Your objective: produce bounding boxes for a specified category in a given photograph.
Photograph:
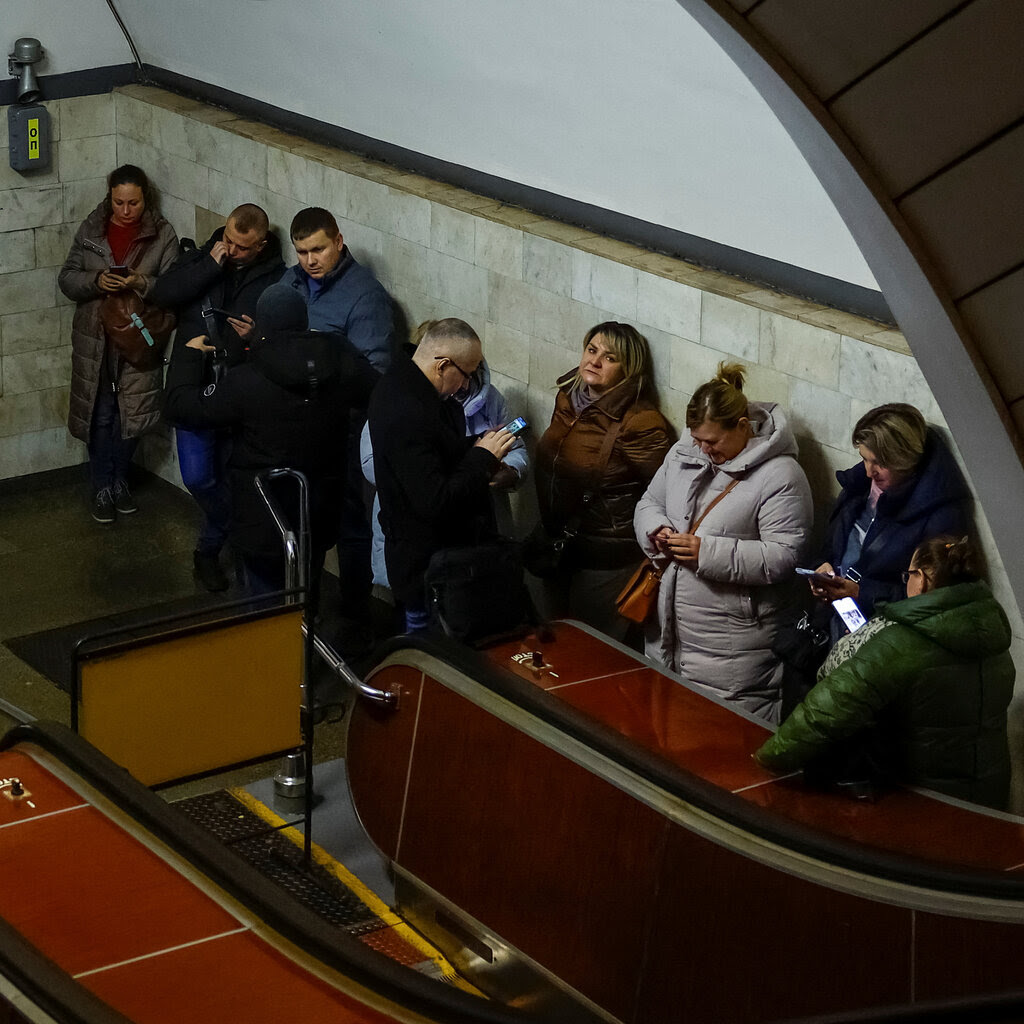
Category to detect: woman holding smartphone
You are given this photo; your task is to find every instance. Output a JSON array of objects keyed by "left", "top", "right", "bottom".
[
  {"left": 59, "top": 165, "right": 178, "bottom": 523},
  {"left": 757, "top": 535, "right": 1014, "bottom": 809},
  {"left": 808, "top": 404, "right": 970, "bottom": 636}
]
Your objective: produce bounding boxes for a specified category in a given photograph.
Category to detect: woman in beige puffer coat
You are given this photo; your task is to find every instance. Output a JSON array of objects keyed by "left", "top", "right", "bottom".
[{"left": 634, "top": 363, "right": 812, "bottom": 723}]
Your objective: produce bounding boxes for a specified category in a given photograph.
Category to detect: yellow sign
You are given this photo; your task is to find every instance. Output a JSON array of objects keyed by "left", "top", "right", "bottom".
[{"left": 28, "top": 118, "right": 39, "bottom": 160}]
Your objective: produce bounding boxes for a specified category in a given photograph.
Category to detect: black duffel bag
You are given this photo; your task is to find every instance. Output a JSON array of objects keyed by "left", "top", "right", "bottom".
[{"left": 425, "top": 538, "right": 534, "bottom": 647}]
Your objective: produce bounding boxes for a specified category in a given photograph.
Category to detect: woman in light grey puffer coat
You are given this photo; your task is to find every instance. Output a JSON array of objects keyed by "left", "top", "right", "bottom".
[{"left": 634, "top": 363, "right": 812, "bottom": 722}]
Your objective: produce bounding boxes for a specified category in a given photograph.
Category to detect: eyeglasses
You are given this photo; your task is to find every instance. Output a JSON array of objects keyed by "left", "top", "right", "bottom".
[
  {"left": 434, "top": 356, "right": 474, "bottom": 383},
  {"left": 901, "top": 568, "right": 924, "bottom": 583}
]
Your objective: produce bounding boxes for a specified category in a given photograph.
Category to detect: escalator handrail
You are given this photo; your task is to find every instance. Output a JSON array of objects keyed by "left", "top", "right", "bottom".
[
  {"left": 0, "top": 721, "right": 554, "bottom": 1024},
  {"left": 364, "top": 631, "right": 1024, "bottom": 906}
]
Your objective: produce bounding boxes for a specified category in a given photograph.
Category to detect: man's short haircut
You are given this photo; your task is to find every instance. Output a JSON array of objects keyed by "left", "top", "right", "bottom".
[
  {"left": 228, "top": 203, "right": 270, "bottom": 237},
  {"left": 418, "top": 318, "right": 480, "bottom": 355},
  {"left": 290, "top": 207, "right": 340, "bottom": 241}
]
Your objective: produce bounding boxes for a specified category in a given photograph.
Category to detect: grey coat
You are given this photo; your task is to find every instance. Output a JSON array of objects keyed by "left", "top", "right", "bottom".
[
  {"left": 634, "top": 402, "right": 812, "bottom": 722},
  {"left": 58, "top": 202, "right": 179, "bottom": 443}
]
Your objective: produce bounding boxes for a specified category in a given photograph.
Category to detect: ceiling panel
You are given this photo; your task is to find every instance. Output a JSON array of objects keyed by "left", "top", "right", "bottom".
[
  {"left": 898, "top": 125, "right": 1024, "bottom": 299},
  {"left": 828, "top": 0, "right": 1024, "bottom": 195},
  {"left": 748, "top": 0, "right": 962, "bottom": 99},
  {"left": 958, "top": 270, "right": 1024, "bottom": 406}
]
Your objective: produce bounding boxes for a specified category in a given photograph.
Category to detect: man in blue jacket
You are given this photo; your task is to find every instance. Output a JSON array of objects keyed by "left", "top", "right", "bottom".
[{"left": 281, "top": 207, "right": 396, "bottom": 628}]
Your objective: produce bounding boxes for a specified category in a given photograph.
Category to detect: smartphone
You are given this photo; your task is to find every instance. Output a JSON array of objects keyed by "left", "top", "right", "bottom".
[
  {"left": 504, "top": 416, "right": 528, "bottom": 437},
  {"left": 796, "top": 567, "right": 835, "bottom": 583},
  {"left": 832, "top": 596, "right": 867, "bottom": 633},
  {"left": 109, "top": 264, "right": 130, "bottom": 276}
]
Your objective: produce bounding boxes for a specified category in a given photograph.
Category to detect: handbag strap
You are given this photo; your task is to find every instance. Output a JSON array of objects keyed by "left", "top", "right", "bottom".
[{"left": 691, "top": 477, "right": 740, "bottom": 535}]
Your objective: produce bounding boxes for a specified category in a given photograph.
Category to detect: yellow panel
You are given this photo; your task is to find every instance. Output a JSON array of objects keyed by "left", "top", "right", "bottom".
[{"left": 80, "top": 610, "right": 304, "bottom": 786}]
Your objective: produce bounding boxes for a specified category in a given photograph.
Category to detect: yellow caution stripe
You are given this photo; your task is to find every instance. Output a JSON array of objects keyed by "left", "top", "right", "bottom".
[{"left": 227, "top": 786, "right": 481, "bottom": 994}]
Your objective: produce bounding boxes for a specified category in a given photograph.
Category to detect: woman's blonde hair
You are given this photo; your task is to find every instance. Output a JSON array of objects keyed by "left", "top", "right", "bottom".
[
  {"left": 911, "top": 535, "right": 978, "bottom": 589},
  {"left": 852, "top": 404, "right": 927, "bottom": 473},
  {"left": 686, "top": 362, "right": 748, "bottom": 429},
  {"left": 567, "top": 322, "right": 653, "bottom": 394}
]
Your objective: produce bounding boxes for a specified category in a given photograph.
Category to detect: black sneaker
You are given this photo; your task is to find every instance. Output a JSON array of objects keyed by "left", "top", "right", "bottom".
[
  {"left": 193, "top": 550, "right": 229, "bottom": 592},
  {"left": 92, "top": 488, "right": 116, "bottom": 524},
  {"left": 112, "top": 480, "right": 138, "bottom": 515}
]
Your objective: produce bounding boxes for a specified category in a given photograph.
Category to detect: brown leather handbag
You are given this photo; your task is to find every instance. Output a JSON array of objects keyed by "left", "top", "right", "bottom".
[
  {"left": 616, "top": 477, "right": 741, "bottom": 623},
  {"left": 99, "top": 291, "right": 176, "bottom": 370},
  {"left": 615, "top": 559, "right": 665, "bottom": 623}
]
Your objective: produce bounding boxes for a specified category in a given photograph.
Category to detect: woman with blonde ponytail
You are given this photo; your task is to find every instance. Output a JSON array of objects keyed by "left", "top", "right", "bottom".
[
  {"left": 756, "top": 535, "right": 1015, "bottom": 809},
  {"left": 634, "top": 361, "right": 812, "bottom": 721}
]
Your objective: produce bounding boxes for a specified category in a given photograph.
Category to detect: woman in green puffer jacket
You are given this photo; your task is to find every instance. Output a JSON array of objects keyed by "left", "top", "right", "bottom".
[{"left": 755, "top": 535, "right": 1015, "bottom": 809}]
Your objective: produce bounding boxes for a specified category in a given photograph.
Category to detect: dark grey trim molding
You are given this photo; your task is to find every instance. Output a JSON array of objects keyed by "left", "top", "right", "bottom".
[
  {"left": 8, "top": 62, "right": 892, "bottom": 324},
  {"left": 0, "top": 63, "right": 138, "bottom": 106}
]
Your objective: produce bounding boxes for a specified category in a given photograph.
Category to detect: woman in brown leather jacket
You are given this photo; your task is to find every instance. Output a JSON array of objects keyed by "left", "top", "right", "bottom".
[{"left": 533, "top": 322, "right": 674, "bottom": 643}]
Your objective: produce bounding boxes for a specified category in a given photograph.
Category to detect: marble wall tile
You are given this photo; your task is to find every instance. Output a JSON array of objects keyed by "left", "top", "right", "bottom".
[
  {"left": 2, "top": 343, "right": 69, "bottom": 395},
  {"left": 531, "top": 289, "right": 602, "bottom": 350},
  {"left": 636, "top": 270, "right": 701, "bottom": 342},
  {"left": 0, "top": 387, "right": 66, "bottom": 437},
  {"left": 341, "top": 174, "right": 389, "bottom": 231},
  {"left": 267, "top": 147, "right": 312, "bottom": 203},
  {"left": 640, "top": 324, "right": 679, "bottom": 401},
  {"left": 205, "top": 126, "right": 268, "bottom": 188},
  {"left": 523, "top": 234, "right": 573, "bottom": 299},
  {"left": 62, "top": 178, "right": 106, "bottom": 224},
  {"left": 59, "top": 135, "right": 117, "bottom": 183},
  {"left": 475, "top": 219, "right": 523, "bottom": 279},
  {"left": 788, "top": 378, "right": 852, "bottom": 450},
  {"left": 1, "top": 308, "right": 62, "bottom": 356},
  {"left": 381, "top": 188, "right": 431, "bottom": 247},
  {"left": 0, "top": 185, "right": 63, "bottom": 232},
  {"left": 305, "top": 163, "right": 349, "bottom": 216},
  {"left": 699, "top": 292, "right": 760, "bottom": 363},
  {"left": 34, "top": 222, "right": 75, "bottom": 268},
  {"left": 262, "top": 192, "right": 303, "bottom": 250},
  {"left": 430, "top": 203, "right": 475, "bottom": 262},
  {"left": 207, "top": 168, "right": 271, "bottom": 220},
  {"left": 487, "top": 271, "right": 539, "bottom": 336},
  {"left": 0, "top": 268, "right": 55, "bottom": 316},
  {"left": 670, "top": 336, "right": 730, "bottom": 395},
  {"left": 389, "top": 289, "right": 436, "bottom": 335},
  {"left": 743, "top": 362, "right": 793, "bottom": 411},
  {"left": 151, "top": 107, "right": 192, "bottom": 161},
  {"left": 428, "top": 250, "right": 488, "bottom": 316},
  {"left": 60, "top": 94, "right": 115, "bottom": 139},
  {"left": 571, "top": 249, "right": 637, "bottom": 318},
  {"left": 194, "top": 206, "right": 224, "bottom": 245},
  {"left": 760, "top": 311, "right": 841, "bottom": 389},
  {"left": 529, "top": 337, "right": 576, "bottom": 394},
  {"left": 380, "top": 235, "right": 432, "bottom": 297},
  {"left": 113, "top": 92, "right": 153, "bottom": 144},
  {"left": 332, "top": 217, "right": 382, "bottom": 273},
  {"left": 0, "top": 426, "right": 82, "bottom": 480},
  {"left": 482, "top": 320, "right": 531, "bottom": 384},
  {"left": 839, "top": 335, "right": 943, "bottom": 424},
  {"left": 159, "top": 193, "right": 196, "bottom": 243},
  {"left": 0, "top": 229, "right": 35, "bottom": 274}
]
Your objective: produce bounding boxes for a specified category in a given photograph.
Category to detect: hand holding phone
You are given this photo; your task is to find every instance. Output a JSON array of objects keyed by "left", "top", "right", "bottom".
[
  {"left": 503, "top": 416, "right": 528, "bottom": 437},
  {"left": 109, "top": 264, "right": 130, "bottom": 276}
]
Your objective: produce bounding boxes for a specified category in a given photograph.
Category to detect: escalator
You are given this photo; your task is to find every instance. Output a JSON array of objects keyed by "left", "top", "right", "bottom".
[{"left": 347, "top": 621, "right": 1024, "bottom": 1024}]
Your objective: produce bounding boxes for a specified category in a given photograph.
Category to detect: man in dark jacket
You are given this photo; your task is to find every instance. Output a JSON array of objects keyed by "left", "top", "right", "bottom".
[
  {"left": 368, "top": 318, "right": 515, "bottom": 630},
  {"left": 163, "top": 284, "right": 378, "bottom": 599},
  {"left": 151, "top": 204, "right": 285, "bottom": 591},
  {"left": 281, "top": 207, "right": 396, "bottom": 623}
]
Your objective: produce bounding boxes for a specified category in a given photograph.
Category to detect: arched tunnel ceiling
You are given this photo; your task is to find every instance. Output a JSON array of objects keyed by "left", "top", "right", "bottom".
[{"left": 675, "top": 0, "right": 1024, "bottom": 605}]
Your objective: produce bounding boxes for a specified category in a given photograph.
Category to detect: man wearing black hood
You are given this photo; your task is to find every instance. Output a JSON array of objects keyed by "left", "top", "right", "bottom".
[
  {"left": 151, "top": 204, "right": 285, "bottom": 591},
  {"left": 163, "top": 284, "right": 379, "bottom": 597}
]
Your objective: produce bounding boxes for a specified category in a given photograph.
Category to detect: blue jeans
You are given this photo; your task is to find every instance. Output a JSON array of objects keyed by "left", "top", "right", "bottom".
[
  {"left": 88, "top": 379, "right": 138, "bottom": 491},
  {"left": 176, "top": 427, "right": 232, "bottom": 556}
]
